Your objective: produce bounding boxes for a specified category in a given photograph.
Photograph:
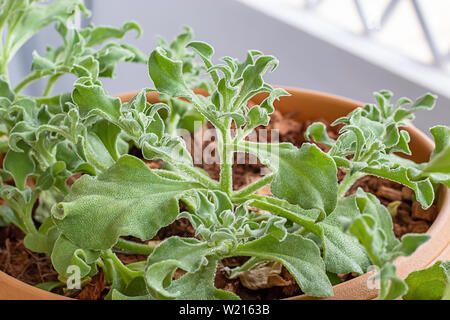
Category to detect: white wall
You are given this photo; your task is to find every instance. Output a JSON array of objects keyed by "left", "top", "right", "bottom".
[{"left": 9, "top": 0, "right": 449, "bottom": 133}]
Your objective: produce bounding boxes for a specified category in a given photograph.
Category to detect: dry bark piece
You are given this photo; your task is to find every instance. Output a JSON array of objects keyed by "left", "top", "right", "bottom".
[
  {"left": 408, "top": 220, "right": 430, "bottom": 233},
  {"left": 401, "top": 187, "right": 414, "bottom": 201},
  {"left": 76, "top": 271, "right": 106, "bottom": 300},
  {"left": 411, "top": 202, "right": 437, "bottom": 222},
  {"left": 237, "top": 261, "right": 293, "bottom": 290},
  {"left": 376, "top": 186, "right": 403, "bottom": 202}
]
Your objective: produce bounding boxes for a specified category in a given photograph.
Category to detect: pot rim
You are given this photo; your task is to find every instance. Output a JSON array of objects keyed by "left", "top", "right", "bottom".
[{"left": 0, "top": 87, "right": 448, "bottom": 300}]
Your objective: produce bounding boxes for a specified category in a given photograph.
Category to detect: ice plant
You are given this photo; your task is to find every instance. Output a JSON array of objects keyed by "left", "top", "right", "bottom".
[
  {"left": 0, "top": 1, "right": 449, "bottom": 300},
  {"left": 0, "top": 0, "right": 147, "bottom": 235}
]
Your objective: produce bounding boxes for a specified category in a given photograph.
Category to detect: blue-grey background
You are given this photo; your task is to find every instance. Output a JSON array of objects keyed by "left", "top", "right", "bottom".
[{"left": 9, "top": 0, "right": 449, "bottom": 133}]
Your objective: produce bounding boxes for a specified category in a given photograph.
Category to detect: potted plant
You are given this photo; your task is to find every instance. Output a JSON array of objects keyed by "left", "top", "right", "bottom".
[{"left": 0, "top": 0, "right": 449, "bottom": 300}]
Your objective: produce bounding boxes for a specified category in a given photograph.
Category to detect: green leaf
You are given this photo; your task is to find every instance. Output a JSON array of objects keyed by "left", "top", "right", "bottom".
[
  {"left": 186, "top": 41, "right": 218, "bottom": 83},
  {"left": 391, "top": 234, "right": 430, "bottom": 259},
  {"left": 144, "top": 237, "right": 228, "bottom": 300},
  {"left": 147, "top": 237, "right": 212, "bottom": 274},
  {"left": 110, "top": 276, "right": 149, "bottom": 300},
  {"left": 235, "top": 234, "right": 333, "bottom": 297},
  {"left": 423, "top": 131, "right": 450, "bottom": 175},
  {"left": 430, "top": 125, "right": 450, "bottom": 157},
  {"left": 72, "top": 77, "right": 122, "bottom": 120},
  {"left": 420, "top": 126, "right": 450, "bottom": 187},
  {"left": 3, "top": 143, "right": 35, "bottom": 190},
  {"left": 148, "top": 257, "right": 240, "bottom": 300},
  {"left": 319, "top": 196, "right": 370, "bottom": 274},
  {"left": 90, "top": 120, "right": 121, "bottom": 161},
  {"left": 0, "top": 205, "right": 17, "bottom": 227},
  {"left": 24, "top": 217, "right": 60, "bottom": 255},
  {"left": 305, "top": 122, "right": 335, "bottom": 147},
  {"left": 6, "top": 0, "right": 88, "bottom": 60},
  {"left": 0, "top": 77, "right": 15, "bottom": 103},
  {"left": 362, "top": 165, "right": 434, "bottom": 209},
  {"left": 35, "top": 281, "right": 64, "bottom": 292},
  {"left": 85, "top": 21, "right": 142, "bottom": 47},
  {"left": 51, "top": 235, "right": 99, "bottom": 278},
  {"left": 95, "top": 43, "right": 141, "bottom": 78},
  {"left": 271, "top": 143, "right": 338, "bottom": 215},
  {"left": 148, "top": 47, "right": 193, "bottom": 98},
  {"left": 378, "top": 262, "right": 408, "bottom": 300},
  {"left": 237, "top": 55, "right": 278, "bottom": 106},
  {"left": 52, "top": 155, "right": 203, "bottom": 250},
  {"left": 404, "top": 261, "right": 450, "bottom": 300},
  {"left": 80, "top": 131, "right": 115, "bottom": 172},
  {"left": 55, "top": 141, "right": 96, "bottom": 175},
  {"left": 354, "top": 189, "right": 399, "bottom": 250}
]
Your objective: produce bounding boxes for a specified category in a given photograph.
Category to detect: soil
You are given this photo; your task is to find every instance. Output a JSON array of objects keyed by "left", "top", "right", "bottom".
[{"left": 0, "top": 110, "right": 438, "bottom": 300}]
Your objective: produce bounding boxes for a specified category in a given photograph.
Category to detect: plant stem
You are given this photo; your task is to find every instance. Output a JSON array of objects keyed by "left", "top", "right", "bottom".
[
  {"left": 219, "top": 120, "right": 234, "bottom": 195},
  {"left": 34, "top": 94, "right": 62, "bottom": 105},
  {"left": 337, "top": 172, "right": 365, "bottom": 198},
  {"left": 0, "top": 136, "right": 9, "bottom": 153},
  {"left": 165, "top": 111, "right": 180, "bottom": 137},
  {"left": 43, "top": 73, "right": 61, "bottom": 97},
  {"left": 232, "top": 173, "right": 274, "bottom": 200},
  {"left": 115, "top": 238, "right": 156, "bottom": 255},
  {"left": 102, "top": 249, "right": 143, "bottom": 283},
  {"left": 226, "top": 257, "right": 263, "bottom": 279},
  {"left": 14, "top": 71, "right": 44, "bottom": 94},
  {"left": 0, "top": 59, "right": 8, "bottom": 81},
  {"left": 247, "top": 197, "right": 321, "bottom": 236},
  {"left": 175, "top": 161, "right": 220, "bottom": 189}
]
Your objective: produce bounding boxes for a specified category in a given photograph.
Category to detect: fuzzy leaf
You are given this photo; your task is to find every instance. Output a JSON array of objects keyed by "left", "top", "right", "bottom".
[
  {"left": 6, "top": 0, "right": 87, "bottom": 59},
  {"left": 151, "top": 257, "right": 240, "bottom": 300},
  {"left": 319, "top": 196, "right": 370, "bottom": 274},
  {"left": 3, "top": 143, "right": 35, "bottom": 190},
  {"left": 362, "top": 165, "right": 434, "bottom": 209},
  {"left": 148, "top": 47, "right": 192, "bottom": 98},
  {"left": 72, "top": 78, "right": 122, "bottom": 120},
  {"left": 51, "top": 235, "right": 99, "bottom": 278},
  {"left": 271, "top": 143, "right": 338, "bottom": 215},
  {"left": 235, "top": 234, "right": 333, "bottom": 297},
  {"left": 305, "top": 122, "right": 335, "bottom": 147},
  {"left": 85, "top": 21, "right": 142, "bottom": 47},
  {"left": 52, "top": 155, "right": 203, "bottom": 250},
  {"left": 404, "top": 261, "right": 450, "bottom": 300},
  {"left": 147, "top": 237, "right": 212, "bottom": 274},
  {"left": 0, "top": 205, "right": 16, "bottom": 227}
]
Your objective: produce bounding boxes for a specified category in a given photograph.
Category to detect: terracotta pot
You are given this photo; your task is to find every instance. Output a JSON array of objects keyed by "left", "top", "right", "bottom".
[
  {"left": 250, "top": 87, "right": 450, "bottom": 300},
  {"left": 0, "top": 87, "right": 448, "bottom": 300}
]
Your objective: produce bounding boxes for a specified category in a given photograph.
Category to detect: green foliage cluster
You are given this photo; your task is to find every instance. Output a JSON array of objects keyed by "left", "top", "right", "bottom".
[{"left": 0, "top": 0, "right": 449, "bottom": 300}]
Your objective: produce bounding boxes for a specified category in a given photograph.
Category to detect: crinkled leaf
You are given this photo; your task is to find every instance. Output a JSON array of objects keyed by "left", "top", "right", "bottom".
[
  {"left": 85, "top": 21, "right": 142, "bottom": 47},
  {"left": 305, "top": 122, "right": 335, "bottom": 147},
  {"left": 362, "top": 165, "right": 434, "bottom": 209},
  {"left": 391, "top": 234, "right": 430, "bottom": 259},
  {"left": 148, "top": 47, "right": 192, "bottom": 98},
  {"left": 235, "top": 234, "right": 332, "bottom": 297},
  {"left": 404, "top": 261, "right": 450, "bottom": 300},
  {"left": 147, "top": 257, "right": 239, "bottom": 300},
  {"left": 271, "top": 143, "right": 338, "bottom": 215},
  {"left": 3, "top": 143, "right": 35, "bottom": 190},
  {"left": 378, "top": 262, "right": 408, "bottom": 300},
  {"left": 72, "top": 77, "right": 122, "bottom": 120},
  {"left": 51, "top": 235, "right": 99, "bottom": 278},
  {"left": 354, "top": 189, "right": 399, "bottom": 250},
  {"left": 6, "top": 0, "right": 88, "bottom": 59},
  {"left": 52, "top": 155, "right": 203, "bottom": 250},
  {"left": 319, "top": 196, "right": 370, "bottom": 274},
  {"left": 0, "top": 205, "right": 16, "bottom": 227},
  {"left": 147, "top": 237, "right": 212, "bottom": 274}
]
